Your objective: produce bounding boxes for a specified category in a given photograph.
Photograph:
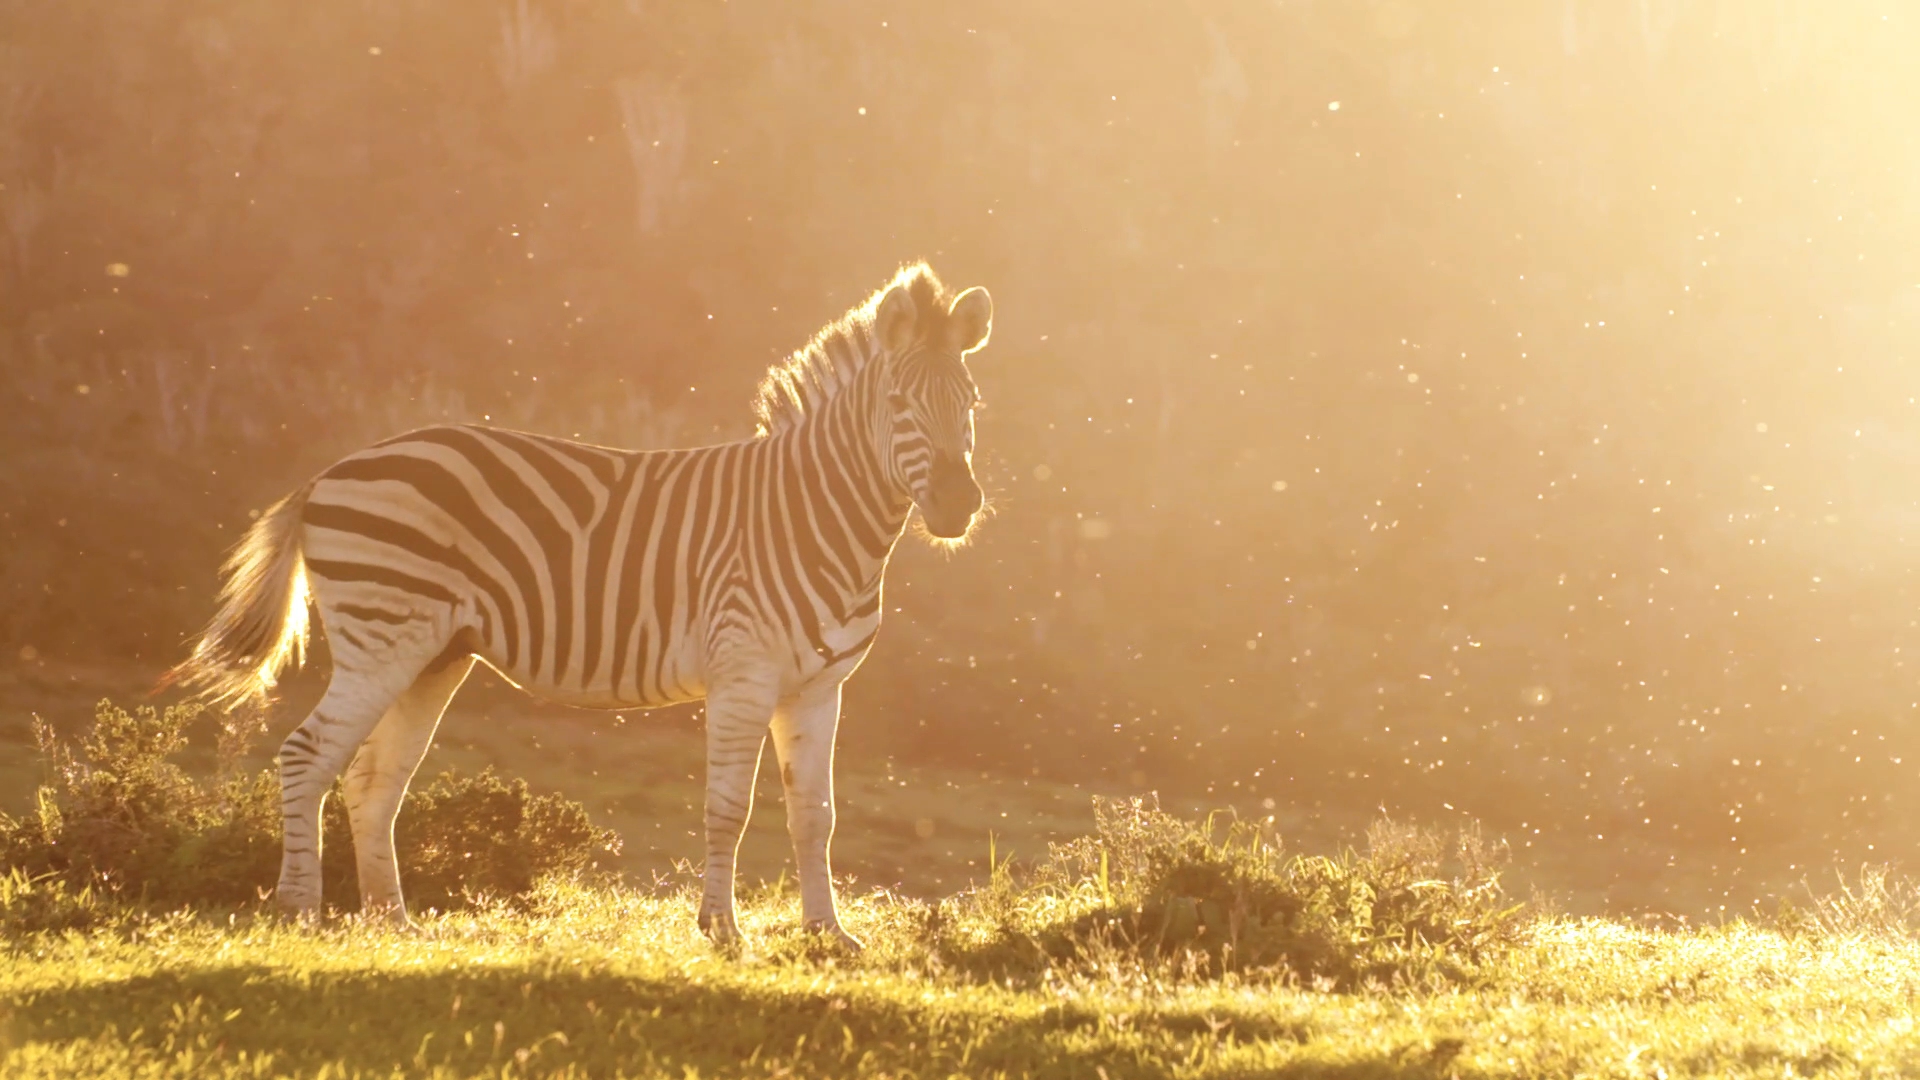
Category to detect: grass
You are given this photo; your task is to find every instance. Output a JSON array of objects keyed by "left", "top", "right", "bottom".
[
  {"left": 6, "top": 785, "right": 1920, "bottom": 1080},
  {"left": 8, "top": 683, "right": 1920, "bottom": 1076},
  {"left": 4, "top": 885, "right": 1920, "bottom": 1079}
]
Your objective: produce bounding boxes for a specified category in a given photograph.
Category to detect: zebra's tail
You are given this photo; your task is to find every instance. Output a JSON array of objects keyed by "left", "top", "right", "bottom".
[{"left": 160, "top": 483, "right": 316, "bottom": 706}]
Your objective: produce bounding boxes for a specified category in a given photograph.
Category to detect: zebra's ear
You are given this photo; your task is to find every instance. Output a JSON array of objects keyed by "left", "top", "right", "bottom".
[
  {"left": 875, "top": 284, "right": 919, "bottom": 354},
  {"left": 948, "top": 287, "right": 993, "bottom": 355}
]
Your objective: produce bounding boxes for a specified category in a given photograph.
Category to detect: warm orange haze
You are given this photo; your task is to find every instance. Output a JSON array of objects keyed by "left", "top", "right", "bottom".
[{"left": 5, "top": 1, "right": 1920, "bottom": 925}]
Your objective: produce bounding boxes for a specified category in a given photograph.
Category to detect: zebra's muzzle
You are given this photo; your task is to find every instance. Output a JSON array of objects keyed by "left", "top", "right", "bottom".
[{"left": 921, "top": 454, "right": 982, "bottom": 539}]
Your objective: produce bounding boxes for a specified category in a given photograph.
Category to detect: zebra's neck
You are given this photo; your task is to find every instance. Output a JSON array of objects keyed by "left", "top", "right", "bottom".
[{"left": 764, "top": 366, "right": 913, "bottom": 592}]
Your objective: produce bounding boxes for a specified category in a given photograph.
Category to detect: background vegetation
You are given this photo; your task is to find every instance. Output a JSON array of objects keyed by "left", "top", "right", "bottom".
[{"left": 4, "top": 0, "right": 1919, "bottom": 918}]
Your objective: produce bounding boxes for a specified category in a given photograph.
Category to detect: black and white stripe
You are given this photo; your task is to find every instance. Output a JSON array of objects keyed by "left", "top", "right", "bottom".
[{"left": 168, "top": 263, "right": 994, "bottom": 945}]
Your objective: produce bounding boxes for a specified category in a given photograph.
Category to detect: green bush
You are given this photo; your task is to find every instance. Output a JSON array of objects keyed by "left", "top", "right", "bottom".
[
  {"left": 376, "top": 767, "right": 622, "bottom": 914},
  {"left": 0, "top": 700, "right": 620, "bottom": 925},
  {"left": 930, "top": 795, "right": 1526, "bottom": 989},
  {"left": 0, "top": 701, "right": 280, "bottom": 910}
]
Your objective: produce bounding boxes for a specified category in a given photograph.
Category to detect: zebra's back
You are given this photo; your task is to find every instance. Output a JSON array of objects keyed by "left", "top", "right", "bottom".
[{"left": 301, "top": 423, "right": 731, "bottom": 708}]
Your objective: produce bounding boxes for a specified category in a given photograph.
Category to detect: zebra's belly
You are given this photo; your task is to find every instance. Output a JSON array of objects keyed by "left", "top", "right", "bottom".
[
  {"left": 525, "top": 678, "right": 706, "bottom": 711},
  {"left": 475, "top": 646, "right": 707, "bottom": 711}
]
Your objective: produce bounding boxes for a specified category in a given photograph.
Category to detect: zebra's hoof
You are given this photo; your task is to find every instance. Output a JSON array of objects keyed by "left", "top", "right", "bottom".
[
  {"left": 274, "top": 907, "right": 322, "bottom": 928},
  {"left": 359, "top": 903, "right": 418, "bottom": 932},
  {"left": 806, "top": 920, "right": 865, "bottom": 954},
  {"left": 698, "top": 906, "right": 746, "bottom": 952}
]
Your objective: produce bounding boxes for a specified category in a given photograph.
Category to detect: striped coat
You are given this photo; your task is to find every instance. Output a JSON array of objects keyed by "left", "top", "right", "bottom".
[{"left": 168, "top": 264, "right": 993, "bottom": 947}]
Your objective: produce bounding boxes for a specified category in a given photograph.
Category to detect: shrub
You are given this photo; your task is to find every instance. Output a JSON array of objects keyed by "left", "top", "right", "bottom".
[
  {"left": 1767, "top": 865, "right": 1920, "bottom": 938},
  {"left": 930, "top": 795, "right": 1527, "bottom": 989},
  {"left": 0, "top": 701, "right": 280, "bottom": 910},
  {"left": 0, "top": 699, "right": 620, "bottom": 926},
  {"left": 375, "top": 767, "right": 622, "bottom": 913}
]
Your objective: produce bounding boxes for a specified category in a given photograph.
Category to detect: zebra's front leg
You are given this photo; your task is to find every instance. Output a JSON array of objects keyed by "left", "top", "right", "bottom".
[
  {"left": 697, "top": 675, "right": 778, "bottom": 949},
  {"left": 771, "top": 680, "right": 861, "bottom": 951}
]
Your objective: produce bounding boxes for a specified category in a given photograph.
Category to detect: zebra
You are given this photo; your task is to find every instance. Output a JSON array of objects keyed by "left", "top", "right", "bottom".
[{"left": 166, "top": 263, "right": 994, "bottom": 949}]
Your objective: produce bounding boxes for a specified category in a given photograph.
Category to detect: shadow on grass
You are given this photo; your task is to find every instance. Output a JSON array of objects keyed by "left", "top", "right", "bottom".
[{"left": 4, "top": 962, "right": 1471, "bottom": 1079}]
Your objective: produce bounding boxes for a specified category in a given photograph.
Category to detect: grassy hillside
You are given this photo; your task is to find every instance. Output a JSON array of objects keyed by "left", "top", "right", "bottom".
[{"left": 5, "top": 886, "right": 1919, "bottom": 1079}]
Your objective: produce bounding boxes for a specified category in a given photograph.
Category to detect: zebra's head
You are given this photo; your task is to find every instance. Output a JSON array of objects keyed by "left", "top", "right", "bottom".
[{"left": 873, "top": 278, "right": 994, "bottom": 540}]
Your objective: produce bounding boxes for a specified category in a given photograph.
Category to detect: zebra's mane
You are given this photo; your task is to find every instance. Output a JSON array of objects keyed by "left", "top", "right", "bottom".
[{"left": 752, "top": 262, "right": 957, "bottom": 437}]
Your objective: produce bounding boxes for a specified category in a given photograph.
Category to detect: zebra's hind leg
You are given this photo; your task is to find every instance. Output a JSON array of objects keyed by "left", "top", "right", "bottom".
[
  {"left": 340, "top": 652, "right": 475, "bottom": 926},
  {"left": 275, "top": 665, "right": 421, "bottom": 920},
  {"left": 771, "top": 680, "right": 861, "bottom": 952},
  {"left": 696, "top": 670, "right": 780, "bottom": 949}
]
